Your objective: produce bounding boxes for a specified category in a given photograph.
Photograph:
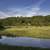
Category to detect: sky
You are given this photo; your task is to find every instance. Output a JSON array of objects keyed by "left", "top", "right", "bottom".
[{"left": 0, "top": 0, "right": 50, "bottom": 18}]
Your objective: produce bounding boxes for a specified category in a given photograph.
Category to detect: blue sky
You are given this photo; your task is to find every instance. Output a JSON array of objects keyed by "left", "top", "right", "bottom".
[{"left": 0, "top": 0, "right": 50, "bottom": 18}]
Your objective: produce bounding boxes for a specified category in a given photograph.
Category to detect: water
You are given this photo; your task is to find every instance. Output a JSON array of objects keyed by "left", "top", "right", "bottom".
[{"left": 0, "top": 36, "right": 50, "bottom": 48}]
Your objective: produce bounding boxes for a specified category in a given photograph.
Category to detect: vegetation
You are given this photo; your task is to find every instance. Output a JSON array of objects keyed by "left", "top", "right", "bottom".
[
  {"left": 0, "top": 15, "right": 50, "bottom": 26},
  {"left": 0, "top": 15, "right": 50, "bottom": 49},
  {"left": 0, "top": 26, "right": 50, "bottom": 38},
  {"left": 0, "top": 44, "right": 50, "bottom": 50},
  {"left": 0, "top": 22, "right": 5, "bottom": 30},
  {"left": 0, "top": 15, "right": 50, "bottom": 38}
]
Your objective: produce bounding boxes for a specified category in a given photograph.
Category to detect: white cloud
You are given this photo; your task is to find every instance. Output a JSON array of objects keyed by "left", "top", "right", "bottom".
[
  {"left": 38, "top": 11, "right": 50, "bottom": 16},
  {"left": 0, "top": 7, "right": 40, "bottom": 18},
  {"left": 0, "top": 6, "right": 50, "bottom": 19},
  {"left": 0, "top": 0, "right": 50, "bottom": 18}
]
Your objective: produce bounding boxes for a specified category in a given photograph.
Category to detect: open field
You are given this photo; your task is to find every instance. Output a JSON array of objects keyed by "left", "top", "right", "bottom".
[
  {"left": 0, "top": 26, "right": 50, "bottom": 38},
  {"left": 0, "top": 44, "right": 50, "bottom": 50}
]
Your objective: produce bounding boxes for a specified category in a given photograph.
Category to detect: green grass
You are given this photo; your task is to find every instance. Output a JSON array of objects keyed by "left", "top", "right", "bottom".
[
  {"left": 0, "top": 44, "right": 50, "bottom": 50},
  {"left": 0, "top": 26, "right": 50, "bottom": 38}
]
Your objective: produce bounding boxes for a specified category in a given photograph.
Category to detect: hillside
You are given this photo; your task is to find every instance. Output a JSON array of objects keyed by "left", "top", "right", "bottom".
[{"left": 0, "top": 15, "right": 50, "bottom": 26}]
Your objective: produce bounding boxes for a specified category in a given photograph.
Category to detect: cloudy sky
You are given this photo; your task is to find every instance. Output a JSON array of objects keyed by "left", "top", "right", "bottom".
[{"left": 0, "top": 0, "right": 50, "bottom": 18}]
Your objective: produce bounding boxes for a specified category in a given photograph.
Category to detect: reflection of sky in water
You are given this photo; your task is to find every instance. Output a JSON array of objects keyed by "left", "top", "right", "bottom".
[{"left": 0, "top": 36, "right": 50, "bottom": 48}]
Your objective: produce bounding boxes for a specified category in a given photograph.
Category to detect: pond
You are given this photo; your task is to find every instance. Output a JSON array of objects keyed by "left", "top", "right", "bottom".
[{"left": 0, "top": 36, "right": 50, "bottom": 48}]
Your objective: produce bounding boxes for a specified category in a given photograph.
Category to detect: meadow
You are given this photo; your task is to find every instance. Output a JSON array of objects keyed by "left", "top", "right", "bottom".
[{"left": 0, "top": 26, "right": 50, "bottom": 39}]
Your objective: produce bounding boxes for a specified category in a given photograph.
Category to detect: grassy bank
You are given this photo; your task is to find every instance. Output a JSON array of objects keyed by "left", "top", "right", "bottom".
[
  {"left": 0, "top": 26, "right": 50, "bottom": 38},
  {"left": 0, "top": 44, "right": 50, "bottom": 50}
]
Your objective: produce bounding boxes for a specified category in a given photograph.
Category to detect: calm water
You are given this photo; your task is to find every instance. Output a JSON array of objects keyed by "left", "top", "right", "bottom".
[{"left": 0, "top": 36, "right": 50, "bottom": 48}]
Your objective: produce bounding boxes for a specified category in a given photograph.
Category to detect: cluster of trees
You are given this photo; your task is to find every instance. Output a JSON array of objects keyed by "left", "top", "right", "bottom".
[
  {"left": 0, "top": 15, "right": 50, "bottom": 26},
  {"left": 0, "top": 22, "right": 5, "bottom": 30}
]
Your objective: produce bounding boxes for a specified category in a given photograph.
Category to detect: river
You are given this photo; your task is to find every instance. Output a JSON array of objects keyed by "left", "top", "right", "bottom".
[{"left": 0, "top": 36, "right": 50, "bottom": 48}]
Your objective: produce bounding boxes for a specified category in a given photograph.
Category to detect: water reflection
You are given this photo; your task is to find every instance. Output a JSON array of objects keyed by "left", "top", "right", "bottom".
[{"left": 0, "top": 36, "right": 50, "bottom": 48}]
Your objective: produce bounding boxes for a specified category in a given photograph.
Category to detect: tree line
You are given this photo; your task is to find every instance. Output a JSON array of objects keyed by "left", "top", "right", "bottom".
[{"left": 0, "top": 15, "right": 50, "bottom": 26}]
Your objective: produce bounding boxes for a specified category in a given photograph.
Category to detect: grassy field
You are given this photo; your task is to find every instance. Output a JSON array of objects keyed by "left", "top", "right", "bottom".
[
  {"left": 0, "top": 26, "right": 50, "bottom": 38},
  {"left": 0, "top": 44, "right": 50, "bottom": 50}
]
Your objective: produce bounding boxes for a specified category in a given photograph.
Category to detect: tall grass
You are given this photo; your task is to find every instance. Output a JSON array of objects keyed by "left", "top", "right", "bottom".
[{"left": 0, "top": 26, "right": 50, "bottom": 38}]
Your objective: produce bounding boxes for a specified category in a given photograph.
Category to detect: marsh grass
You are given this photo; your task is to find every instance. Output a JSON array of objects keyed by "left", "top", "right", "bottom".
[{"left": 0, "top": 26, "right": 50, "bottom": 38}]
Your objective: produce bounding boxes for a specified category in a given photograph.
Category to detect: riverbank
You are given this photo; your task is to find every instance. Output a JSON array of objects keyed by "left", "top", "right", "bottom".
[
  {"left": 0, "top": 44, "right": 50, "bottom": 50},
  {"left": 0, "top": 26, "right": 50, "bottom": 39}
]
